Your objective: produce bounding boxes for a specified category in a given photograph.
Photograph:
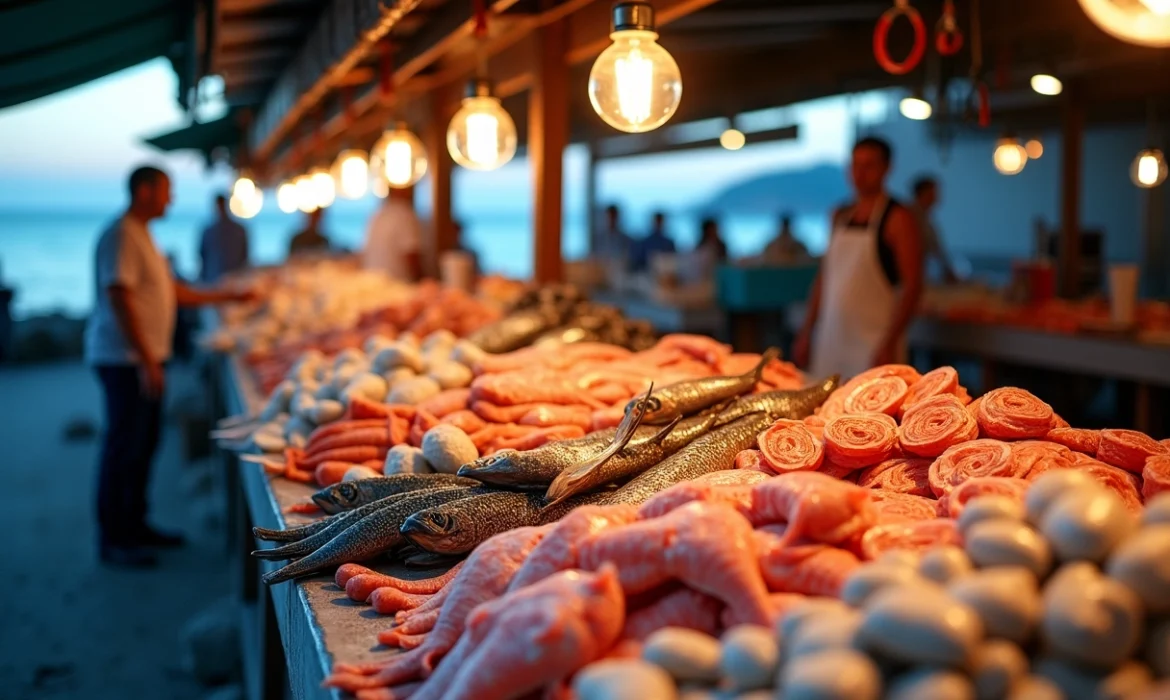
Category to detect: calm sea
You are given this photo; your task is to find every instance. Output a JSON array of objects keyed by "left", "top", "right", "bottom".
[{"left": 0, "top": 208, "right": 825, "bottom": 318}]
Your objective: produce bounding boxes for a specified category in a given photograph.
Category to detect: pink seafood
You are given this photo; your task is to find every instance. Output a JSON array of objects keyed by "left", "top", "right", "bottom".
[
  {"left": 750, "top": 471, "right": 876, "bottom": 548},
  {"left": 858, "top": 519, "right": 963, "bottom": 560},
  {"left": 507, "top": 505, "right": 638, "bottom": 592},
  {"left": 578, "top": 502, "right": 772, "bottom": 626},
  {"left": 621, "top": 586, "right": 723, "bottom": 641}
]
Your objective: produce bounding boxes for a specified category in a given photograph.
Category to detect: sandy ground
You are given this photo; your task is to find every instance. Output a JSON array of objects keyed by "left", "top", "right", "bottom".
[{"left": 0, "top": 360, "right": 234, "bottom": 699}]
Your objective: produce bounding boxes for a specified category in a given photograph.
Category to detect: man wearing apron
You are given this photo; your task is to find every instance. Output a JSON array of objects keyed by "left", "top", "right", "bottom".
[{"left": 793, "top": 137, "right": 924, "bottom": 380}]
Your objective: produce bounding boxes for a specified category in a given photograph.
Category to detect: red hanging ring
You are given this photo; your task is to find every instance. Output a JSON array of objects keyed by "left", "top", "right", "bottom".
[
  {"left": 874, "top": 0, "right": 927, "bottom": 75},
  {"left": 935, "top": 0, "right": 964, "bottom": 56},
  {"left": 378, "top": 40, "right": 394, "bottom": 102},
  {"left": 473, "top": 0, "right": 488, "bottom": 39}
]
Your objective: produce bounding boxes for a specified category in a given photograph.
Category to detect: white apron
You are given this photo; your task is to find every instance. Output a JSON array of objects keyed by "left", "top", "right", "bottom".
[{"left": 810, "top": 197, "right": 906, "bottom": 380}]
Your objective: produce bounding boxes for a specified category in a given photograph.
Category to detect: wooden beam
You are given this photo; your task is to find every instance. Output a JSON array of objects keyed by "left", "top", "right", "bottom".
[
  {"left": 425, "top": 83, "right": 458, "bottom": 279},
  {"left": 595, "top": 124, "right": 798, "bottom": 159},
  {"left": 1059, "top": 89, "right": 1084, "bottom": 299},
  {"left": 530, "top": 13, "right": 569, "bottom": 284}
]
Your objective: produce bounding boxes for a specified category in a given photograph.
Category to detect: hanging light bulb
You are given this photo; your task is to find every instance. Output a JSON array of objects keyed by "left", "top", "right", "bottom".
[
  {"left": 374, "top": 123, "right": 428, "bottom": 188},
  {"left": 899, "top": 96, "right": 933, "bottom": 120},
  {"left": 229, "top": 190, "right": 263, "bottom": 219},
  {"left": 370, "top": 173, "right": 390, "bottom": 199},
  {"left": 719, "top": 128, "right": 746, "bottom": 151},
  {"left": 231, "top": 174, "right": 257, "bottom": 203},
  {"left": 1025, "top": 139, "right": 1044, "bottom": 159},
  {"left": 1078, "top": 0, "right": 1170, "bottom": 46},
  {"left": 309, "top": 167, "right": 335, "bottom": 209},
  {"left": 294, "top": 175, "right": 318, "bottom": 213},
  {"left": 1132, "top": 148, "right": 1168, "bottom": 188},
  {"left": 332, "top": 149, "right": 370, "bottom": 200},
  {"left": 276, "top": 181, "right": 299, "bottom": 213},
  {"left": 447, "top": 78, "right": 518, "bottom": 171},
  {"left": 993, "top": 136, "right": 1028, "bottom": 175},
  {"left": 588, "top": 2, "right": 682, "bottom": 133},
  {"left": 1030, "top": 74, "right": 1063, "bottom": 96}
]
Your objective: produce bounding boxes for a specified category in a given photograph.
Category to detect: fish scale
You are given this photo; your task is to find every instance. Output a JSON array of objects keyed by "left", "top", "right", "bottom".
[
  {"left": 310, "top": 473, "right": 481, "bottom": 514},
  {"left": 401, "top": 491, "right": 610, "bottom": 556},
  {"left": 260, "top": 485, "right": 491, "bottom": 585},
  {"left": 253, "top": 486, "right": 469, "bottom": 560},
  {"left": 545, "top": 378, "right": 840, "bottom": 504},
  {"left": 630, "top": 347, "right": 779, "bottom": 424},
  {"left": 603, "top": 412, "right": 777, "bottom": 506}
]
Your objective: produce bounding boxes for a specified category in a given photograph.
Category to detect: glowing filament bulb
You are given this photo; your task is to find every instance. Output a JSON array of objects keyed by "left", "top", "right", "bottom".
[
  {"left": 1138, "top": 155, "right": 1159, "bottom": 184},
  {"left": 1140, "top": 0, "right": 1170, "bottom": 15},
  {"left": 384, "top": 140, "right": 414, "bottom": 187},
  {"left": 615, "top": 45, "right": 654, "bottom": 126},
  {"left": 466, "top": 112, "right": 500, "bottom": 167}
]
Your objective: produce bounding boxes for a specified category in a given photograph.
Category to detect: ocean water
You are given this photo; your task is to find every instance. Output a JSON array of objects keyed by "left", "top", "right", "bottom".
[{"left": 0, "top": 208, "right": 826, "bottom": 319}]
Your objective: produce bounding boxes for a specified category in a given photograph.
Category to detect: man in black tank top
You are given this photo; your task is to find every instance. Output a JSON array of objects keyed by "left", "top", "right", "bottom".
[{"left": 793, "top": 137, "right": 925, "bottom": 373}]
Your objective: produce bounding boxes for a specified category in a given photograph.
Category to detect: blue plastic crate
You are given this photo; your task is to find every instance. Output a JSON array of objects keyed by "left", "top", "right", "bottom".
[{"left": 717, "top": 264, "right": 819, "bottom": 312}]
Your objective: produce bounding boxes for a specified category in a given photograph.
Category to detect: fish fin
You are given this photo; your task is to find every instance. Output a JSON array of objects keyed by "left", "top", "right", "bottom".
[
  {"left": 648, "top": 415, "right": 682, "bottom": 445},
  {"left": 542, "top": 385, "right": 652, "bottom": 507},
  {"left": 751, "top": 347, "right": 782, "bottom": 381}
]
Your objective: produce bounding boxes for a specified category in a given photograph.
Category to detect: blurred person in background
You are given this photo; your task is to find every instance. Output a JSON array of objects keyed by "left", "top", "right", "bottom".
[
  {"left": 86, "top": 165, "right": 257, "bottom": 567},
  {"left": 594, "top": 204, "right": 631, "bottom": 266},
  {"left": 288, "top": 208, "right": 332, "bottom": 256},
  {"left": 363, "top": 186, "right": 422, "bottom": 281},
  {"left": 199, "top": 194, "right": 249, "bottom": 283},
  {"left": 763, "top": 213, "right": 810, "bottom": 263},
  {"left": 696, "top": 218, "right": 729, "bottom": 263},
  {"left": 629, "top": 210, "right": 676, "bottom": 273},
  {"left": 910, "top": 176, "right": 957, "bottom": 283},
  {"left": 793, "top": 137, "right": 923, "bottom": 378}
]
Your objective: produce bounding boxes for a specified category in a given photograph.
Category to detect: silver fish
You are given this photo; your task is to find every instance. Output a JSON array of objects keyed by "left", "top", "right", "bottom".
[
  {"left": 401, "top": 490, "right": 608, "bottom": 556},
  {"left": 629, "top": 347, "right": 780, "bottom": 424},
  {"left": 310, "top": 473, "right": 481, "bottom": 514},
  {"left": 455, "top": 388, "right": 651, "bottom": 488},
  {"left": 260, "top": 485, "right": 489, "bottom": 585},
  {"left": 603, "top": 412, "right": 775, "bottom": 506}
]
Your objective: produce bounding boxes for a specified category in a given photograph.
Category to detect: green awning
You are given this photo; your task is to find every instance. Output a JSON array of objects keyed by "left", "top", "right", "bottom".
[
  {"left": 143, "top": 113, "right": 241, "bottom": 157},
  {"left": 0, "top": 0, "right": 184, "bottom": 109}
]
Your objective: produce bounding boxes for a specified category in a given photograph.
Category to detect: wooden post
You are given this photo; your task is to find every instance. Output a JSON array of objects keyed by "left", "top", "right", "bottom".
[
  {"left": 426, "top": 83, "right": 458, "bottom": 279},
  {"left": 1059, "top": 92, "right": 1084, "bottom": 299},
  {"left": 530, "top": 13, "right": 569, "bottom": 284}
]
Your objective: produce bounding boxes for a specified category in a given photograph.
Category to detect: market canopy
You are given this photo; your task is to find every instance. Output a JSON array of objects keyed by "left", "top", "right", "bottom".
[
  {"left": 0, "top": 0, "right": 194, "bottom": 109},
  {"left": 143, "top": 111, "right": 244, "bottom": 161}
]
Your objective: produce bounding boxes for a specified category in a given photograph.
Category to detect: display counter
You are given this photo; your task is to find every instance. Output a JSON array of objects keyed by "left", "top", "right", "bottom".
[{"left": 219, "top": 354, "right": 435, "bottom": 700}]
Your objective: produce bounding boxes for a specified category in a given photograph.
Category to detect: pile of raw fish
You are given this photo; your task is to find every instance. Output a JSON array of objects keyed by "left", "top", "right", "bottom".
[
  {"left": 219, "top": 332, "right": 809, "bottom": 487},
  {"left": 249, "top": 353, "right": 834, "bottom": 585}
]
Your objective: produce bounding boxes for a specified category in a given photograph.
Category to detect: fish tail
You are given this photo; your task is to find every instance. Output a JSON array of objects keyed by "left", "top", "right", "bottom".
[
  {"left": 648, "top": 415, "right": 682, "bottom": 445},
  {"left": 252, "top": 525, "right": 316, "bottom": 542},
  {"left": 543, "top": 386, "right": 652, "bottom": 507},
  {"left": 751, "top": 347, "right": 782, "bottom": 381}
]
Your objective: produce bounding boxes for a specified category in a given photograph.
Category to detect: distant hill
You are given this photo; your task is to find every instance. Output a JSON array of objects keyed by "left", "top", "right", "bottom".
[{"left": 702, "top": 163, "right": 849, "bottom": 216}]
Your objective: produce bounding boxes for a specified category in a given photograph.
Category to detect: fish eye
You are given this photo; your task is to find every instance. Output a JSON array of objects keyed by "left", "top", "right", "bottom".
[
  {"left": 646, "top": 397, "right": 662, "bottom": 412},
  {"left": 338, "top": 483, "right": 357, "bottom": 503},
  {"left": 427, "top": 513, "right": 454, "bottom": 531}
]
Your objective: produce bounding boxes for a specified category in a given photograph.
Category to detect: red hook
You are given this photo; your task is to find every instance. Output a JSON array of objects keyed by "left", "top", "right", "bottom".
[
  {"left": 874, "top": 0, "right": 928, "bottom": 75},
  {"left": 935, "top": 0, "right": 964, "bottom": 56}
]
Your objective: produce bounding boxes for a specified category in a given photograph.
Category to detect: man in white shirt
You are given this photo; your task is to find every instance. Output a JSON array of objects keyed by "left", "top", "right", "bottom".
[
  {"left": 86, "top": 166, "right": 255, "bottom": 567},
  {"left": 363, "top": 187, "right": 422, "bottom": 281}
]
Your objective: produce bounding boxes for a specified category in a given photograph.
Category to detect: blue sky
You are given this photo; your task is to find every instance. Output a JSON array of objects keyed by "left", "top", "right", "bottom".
[{"left": 0, "top": 58, "right": 881, "bottom": 222}]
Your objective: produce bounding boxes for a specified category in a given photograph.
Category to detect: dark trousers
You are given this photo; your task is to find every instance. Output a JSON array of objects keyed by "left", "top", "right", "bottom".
[{"left": 94, "top": 365, "right": 163, "bottom": 545}]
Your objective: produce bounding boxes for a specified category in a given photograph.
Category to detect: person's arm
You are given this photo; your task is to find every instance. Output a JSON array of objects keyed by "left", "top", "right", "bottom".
[
  {"left": 874, "top": 206, "right": 925, "bottom": 365},
  {"left": 173, "top": 280, "right": 254, "bottom": 307}
]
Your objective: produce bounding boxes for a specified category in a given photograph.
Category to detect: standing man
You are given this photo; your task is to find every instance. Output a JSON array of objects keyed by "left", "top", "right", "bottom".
[
  {"left": 629, "top": 211, "right": 677, "bottom": 273},
  {"left": 199, "top": 194, "right": 249, "bottom": 282},
  {"left": 594, "top": 204, "right": 631, "bottom": 264},
  {"left": 288, "top": 208, "right": 332, "bottom": 256},
  {"left": 910, "top": 176, "right": 957, "bottom": 283},
  {"left": 85, "top": 165, "right": 255, "bottom": 567},
  {"left": 362, "top": 187, "right": 422, "bottom": 281},
  {"left": 792, "top": 138, "right": 923, "bottom": 379}
]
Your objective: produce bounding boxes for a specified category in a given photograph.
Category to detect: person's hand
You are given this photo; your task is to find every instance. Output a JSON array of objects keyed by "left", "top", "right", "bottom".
[
  {"left": 139, "top": 360, "right": 165, "bottom": 399},
  {"left": 232, "top": 286, "right": 261, "bottom": 304},
  {"left": 791, "top": 329, "right": 811, "bottom": 368}
]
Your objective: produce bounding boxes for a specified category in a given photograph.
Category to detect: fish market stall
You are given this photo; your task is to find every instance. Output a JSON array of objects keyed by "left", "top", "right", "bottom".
[{"left": 223, "top": 353, "right": 414, "bottom": 700}]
